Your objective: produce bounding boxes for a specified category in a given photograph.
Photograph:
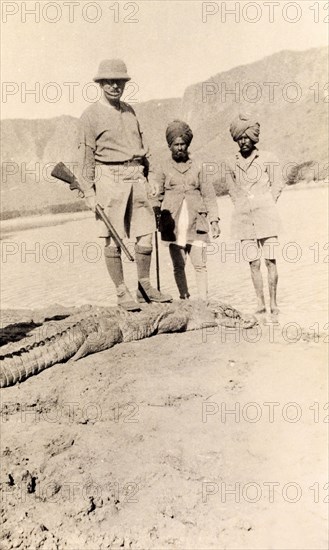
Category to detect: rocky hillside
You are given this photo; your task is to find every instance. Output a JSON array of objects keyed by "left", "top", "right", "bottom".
[
  {"left": 1, "top": 47, "right": 327, "bottom": 216},
  {"left": 180, "top": 47, "right": 328, "bottom": 185}
]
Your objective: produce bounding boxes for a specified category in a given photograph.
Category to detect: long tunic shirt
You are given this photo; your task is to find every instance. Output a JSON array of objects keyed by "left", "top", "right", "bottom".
[
  {"left": 152, "top": 157, "right": 219, "bottom": 244},
  {"left": 226, "top": 148, "right": 284, "bottom": 240}
]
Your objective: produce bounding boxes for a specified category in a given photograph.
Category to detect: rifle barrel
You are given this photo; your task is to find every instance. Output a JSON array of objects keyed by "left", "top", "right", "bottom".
[
  {"left": 95, "top": 205, "right": 134, "bottom": 262},
  {"left": 51, "top": 162, "right": 134, "bottom": 262}
]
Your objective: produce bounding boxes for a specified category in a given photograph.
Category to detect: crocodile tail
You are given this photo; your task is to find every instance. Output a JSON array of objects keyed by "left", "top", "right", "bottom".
[{"left": 0, "top": 323, "right": 87, "bottom": 388}]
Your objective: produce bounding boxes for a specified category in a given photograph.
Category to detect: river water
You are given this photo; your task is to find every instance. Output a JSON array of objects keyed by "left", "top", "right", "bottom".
[{"left": 1, "top": 187, "right": 328, "bottom": 329}]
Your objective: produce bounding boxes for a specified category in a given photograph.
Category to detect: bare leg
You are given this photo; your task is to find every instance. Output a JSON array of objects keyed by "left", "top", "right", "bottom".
[
  {"left": 265, "top": 259, "right": 279, "bottom": 314},
  {"left": 249, "top": 259, "right": 266, "bottom": 314},
  {"left": 136, "top": 234, "right": 153, "bottom": 247}
]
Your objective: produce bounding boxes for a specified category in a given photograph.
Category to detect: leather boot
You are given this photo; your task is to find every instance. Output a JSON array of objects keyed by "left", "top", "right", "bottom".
[
  {"left": 116, "top": 284, "right": 141, "bottom": 312},
  {"left": 137, "top": 279, "right": 173, "bottom": 303}
]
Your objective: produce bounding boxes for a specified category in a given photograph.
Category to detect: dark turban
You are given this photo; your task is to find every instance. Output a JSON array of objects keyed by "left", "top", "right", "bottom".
[
  {"left": 229, "top": 113, "right": 260, "bottom": 143},
  {"left": 166, "top": 120, "right": 193, "bottom": 147}
]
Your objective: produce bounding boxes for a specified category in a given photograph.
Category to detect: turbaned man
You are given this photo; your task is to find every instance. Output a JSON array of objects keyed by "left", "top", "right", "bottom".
[{"left": 227, "top": 113, "right": 284, "bottom": 315}]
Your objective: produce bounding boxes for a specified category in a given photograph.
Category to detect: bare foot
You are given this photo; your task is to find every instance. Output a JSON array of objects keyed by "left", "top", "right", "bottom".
[
  {"left": 270, "top": 306, "right": 280, "bottom": 315},
  {"left": 269, "top": 313, "right": 280, "bottom": 325},
  {"left": 255, "top": 305, "right": 266, "bottom": 315}
]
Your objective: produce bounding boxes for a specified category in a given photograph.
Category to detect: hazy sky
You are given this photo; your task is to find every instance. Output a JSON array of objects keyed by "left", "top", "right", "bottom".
[{"left": 1, "top": 0, "right": 328, "bottom": 119}]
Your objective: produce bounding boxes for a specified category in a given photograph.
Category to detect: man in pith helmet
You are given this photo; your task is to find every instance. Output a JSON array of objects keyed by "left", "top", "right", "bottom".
[{"left": 78, "top": 59, "right": 172, "bottom": 310}]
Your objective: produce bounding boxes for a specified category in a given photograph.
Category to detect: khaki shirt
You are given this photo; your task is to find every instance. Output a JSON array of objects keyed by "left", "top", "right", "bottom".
[
  {"left": 78, "top": 100, "right": 152, "bottom": 197},
  {"left": 226, "top": 148, "right": 284, "bottom": 240},
  {"left": 79, "top": 100, "right": 147, "bottom": 162}
]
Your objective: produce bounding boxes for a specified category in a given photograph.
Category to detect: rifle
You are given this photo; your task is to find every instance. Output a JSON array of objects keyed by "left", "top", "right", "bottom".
[{"left": 51, "top": 162, "right": 134, "bottom": 262}]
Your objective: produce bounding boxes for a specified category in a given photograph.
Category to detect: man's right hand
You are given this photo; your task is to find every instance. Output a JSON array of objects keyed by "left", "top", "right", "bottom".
[
  {"left": 85, "top": 195, "right": 96, "bottom": 213},
  {"left": 153, "top": 206, "right": 161, "bottom": 231}
]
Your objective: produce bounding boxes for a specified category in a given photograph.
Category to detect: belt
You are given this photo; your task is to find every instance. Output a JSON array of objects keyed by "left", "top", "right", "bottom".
[{"left": 96, "top": 158, "right": 144, "bottom": 167}]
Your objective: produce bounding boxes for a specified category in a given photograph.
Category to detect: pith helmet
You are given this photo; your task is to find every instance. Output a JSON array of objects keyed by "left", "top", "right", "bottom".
[{"left": 93, "top": 59, "right": 131, "bottom": 82}]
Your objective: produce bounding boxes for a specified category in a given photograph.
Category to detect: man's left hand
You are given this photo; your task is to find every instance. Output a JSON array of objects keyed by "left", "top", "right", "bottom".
[{"left": 211, "top": 221, "right": 221, "bottom": 239}]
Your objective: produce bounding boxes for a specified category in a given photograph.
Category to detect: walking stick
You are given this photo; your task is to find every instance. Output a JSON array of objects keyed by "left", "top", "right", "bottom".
[
  {"left": 152, "top": 206, "right": 161, "bottom": 291},
  {"left": 154, "top": 230, "right": 160, "bottom": 291}
]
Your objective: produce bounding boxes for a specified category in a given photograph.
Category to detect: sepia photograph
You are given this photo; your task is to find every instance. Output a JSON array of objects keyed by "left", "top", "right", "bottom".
[{"left": 0, "top": 1, "right": 328, "bottom": 548}]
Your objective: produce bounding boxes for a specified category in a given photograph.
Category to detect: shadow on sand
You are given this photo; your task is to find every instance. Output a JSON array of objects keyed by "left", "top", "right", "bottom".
[{"left": 0, "top": 315, "right": 70, "bottom": 348}]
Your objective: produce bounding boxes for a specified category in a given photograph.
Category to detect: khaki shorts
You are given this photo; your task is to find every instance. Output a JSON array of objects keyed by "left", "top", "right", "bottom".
[
  {"left": 95, "top": 163, "right": 155, "bottom": 239},
  {"left": 241, "top": 236, "right": 279, "bottom": 261}
]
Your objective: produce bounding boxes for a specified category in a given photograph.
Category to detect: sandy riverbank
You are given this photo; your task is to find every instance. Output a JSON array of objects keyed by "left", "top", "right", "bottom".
[
  {"left": 0, "top": 303, "right": 328, "bottom": 549},
  {"left": 0, "top": 186, "right": 328, "bottom": 549},
  {"left": 0, "top": 211, "right": 92, "bottom": 235}
]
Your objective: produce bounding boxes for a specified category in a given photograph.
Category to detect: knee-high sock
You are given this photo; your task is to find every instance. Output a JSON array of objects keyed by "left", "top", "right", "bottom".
[
  {"left": 135, "top": 244, "right": 152, "bottom": 283},
  {"left": 104, "top": 246, "right": 124, "bottom": 288},
  {"left": 169, "top": 244, "right": 189, "bottom": 298},
  {"left": 189, "top": 244, "right": 208, "bottom": 300}
]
